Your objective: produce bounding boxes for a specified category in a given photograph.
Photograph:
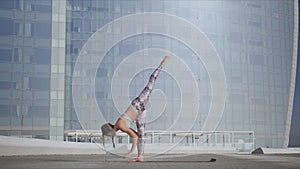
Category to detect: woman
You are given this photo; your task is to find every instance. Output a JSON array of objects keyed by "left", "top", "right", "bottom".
[{"left": 103, "top": 55, "right": 170, "bottom": 162}]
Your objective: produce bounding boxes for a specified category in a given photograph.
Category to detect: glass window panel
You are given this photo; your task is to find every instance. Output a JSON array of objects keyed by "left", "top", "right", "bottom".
[
  {"left": 34, "top": 99, "right": 49, "bottom": 106},
  {"left": 228, "top": 32, "right": 242, "bottom": 43},
  {"left": 32, "top": 22, "right": 51, "bottom": 38},
  {"left": 29, "top": 77, "right": 50, "bottom": 90},
  {"left": 34, "top": 64, "right": 50, "bottom": 73},
  {"left": 15, "top": 0, "right": 24, "bottom": 10},
  {"left": 0, "top": 49, "right": 12, "bottom": 62},
  {"left": 24, "top": 37, "right": 34, "bottom": 46},
  {"left": 31, "top": 4, "right": 52, "bottom": 13},
  {"left": 0, "top": 9, "right": 13, "bottom": 18},
  {"left": 25, "top": 12, "right": 35, "bottom": 20},
  {"left": 72, "top": 40, "right": 82, "bottom": 48},
  {"left": 0, "top": 0, "right": 14, "bottom": 9},
  {"left": 12, "top": 90, "right": 21, "bottom": 98},
  {"left": 71, "top": 19, "right": 82, "bottom": 32},
  {"left": 0, "top": 72, "right": 11, "bottom": 81},
  {"left": 0, "top": 19, "right": 14, "bottom": 35},
  {"left": 0, "top": 118, "right": 10, "bottom": 127},
  {"left": 0, "top": 82, "right": 12, "bottom": 89},
  {"left": 83, "top": 11, "right": 91, "bottom": 18},
  {"left": 14, "top": 22, "right": 23, "bottom": 36},
  {"left": 35, "top": 13, "right": 51, "bottom": 21},
  {"left": 0, "top": 105, "right": 11, "bottom": 117},
  {"left": 0, "top": 36, "right": 12, "bottom": 45},
  {"left": 0, "top": 63, "right": 12, "bottom": 71},
  {"left": 36, "top": 38, "right": 51, "bottom": 48},
  {"left": 14, "top": 37, "right": 24, "bottom": 46},
  {"left": 24, "top": 64, "right": 33, "bottom": 72},
  {"left": 13, "top": 64, "right": 22, "bottom": 72},
  {"left": 0, "top": 89, "right": 11, "bottom": 99},
  {"left": 28, "top": 106, "right": 49, "bottom": 117},
  {"left": 24, "top": 23, "right": 32, "bottom": 36},
  {"left": 31, "top": 48, "right": 51, "bottom": 64},
  {"left": 24, "top": 91, "right": 33, "bottom": 99},
  {"left": 249, "top": 54, "right": 264, "bottom": 65},
  {"left": 13, "top": 48, "right": 22, "bottom": 63},
  {"left": 230, "top": 94, "right": 245, "bottom": 104},
  {"left": 34, "top": 91, "right": 49, "bottom": 99},
  {"left": 23, "top": 47, "right": 33, "bottom": 57},
  {"left": 14, "top": 10, "right": 24, "bottom": 19},
  {"left": 83, "top": 19, "right": 91, "bottom": 33}
]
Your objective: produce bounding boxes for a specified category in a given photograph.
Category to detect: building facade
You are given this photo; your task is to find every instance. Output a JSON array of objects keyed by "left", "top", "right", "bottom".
[
  {"left": 0, "top": 0, "right": 53, "bottom": 139},
  {"left": 0, "top": 0, "right": 298, "bottom": 148}
]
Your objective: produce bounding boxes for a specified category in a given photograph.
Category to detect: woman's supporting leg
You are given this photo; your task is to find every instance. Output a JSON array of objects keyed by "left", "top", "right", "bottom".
[
  {"left": 133, "top": 56, "right": 170, "bottom": 158},
  {"left": 136, "top": 111, "right": 146, "bottom": 157}
]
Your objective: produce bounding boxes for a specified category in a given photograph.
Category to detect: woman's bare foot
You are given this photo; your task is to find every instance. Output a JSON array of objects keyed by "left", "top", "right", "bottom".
[
  {"left": 161, "top": 55, "right": 170, "bottom": 66},
  {"left": 131, "top": 156, "right": 144, "bottom": 162}
]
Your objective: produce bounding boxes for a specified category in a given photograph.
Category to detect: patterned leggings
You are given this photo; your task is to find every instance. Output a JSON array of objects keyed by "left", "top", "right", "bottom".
[{"left": 131, "top": 63, "right": 163, "bottom": 156}]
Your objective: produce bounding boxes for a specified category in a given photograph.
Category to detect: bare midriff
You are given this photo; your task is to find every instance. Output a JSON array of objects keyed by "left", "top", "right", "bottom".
[{"left": 124, "top": 106, "right": 137, "bottom": 121}]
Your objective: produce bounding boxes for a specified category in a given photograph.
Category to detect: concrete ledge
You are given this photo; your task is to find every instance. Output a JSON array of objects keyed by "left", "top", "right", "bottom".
[
  {"left": 0, "top": 136, "right": 105, "bottom": 156},
  {"left": 252, "top": 147, "right": 300, "bottom": 154},
  {"left": 1, "top": 135, "right": 241, "bottom": 156}
]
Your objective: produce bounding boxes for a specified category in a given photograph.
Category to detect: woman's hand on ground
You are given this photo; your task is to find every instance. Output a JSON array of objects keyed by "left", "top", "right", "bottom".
[{"left": 124, "top": 152, "right": 132, "bottom": 159}]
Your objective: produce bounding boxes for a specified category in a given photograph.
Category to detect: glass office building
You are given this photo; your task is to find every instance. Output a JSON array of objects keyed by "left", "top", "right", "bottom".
[
  {"left": 0, "top": 0, "right": 52, "bottom": 139},
  {"left": 0, "top": 0, "right": 298, "bottom": 148}
]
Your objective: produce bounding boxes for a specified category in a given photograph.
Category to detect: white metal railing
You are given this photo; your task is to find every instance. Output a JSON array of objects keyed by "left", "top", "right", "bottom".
[{"left": 65, "top": 130, "right": 255, "bottom": 152}]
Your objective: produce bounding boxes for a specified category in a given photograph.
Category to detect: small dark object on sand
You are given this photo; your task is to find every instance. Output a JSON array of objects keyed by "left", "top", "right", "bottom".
[{"left": 210, "top": 158, "right": 216, "bottom": 162}]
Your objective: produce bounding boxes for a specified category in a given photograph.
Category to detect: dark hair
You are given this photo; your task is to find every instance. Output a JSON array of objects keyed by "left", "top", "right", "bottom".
[{"left": 101, "top": 123, "right": 115, "bottom": 148}]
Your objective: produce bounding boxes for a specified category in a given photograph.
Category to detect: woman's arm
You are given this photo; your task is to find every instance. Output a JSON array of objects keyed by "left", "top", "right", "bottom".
[
  {"left": 122, "top": 128, "right": 138, "bottom": 158},
  {"left": 114, "top": 118, "right": 138, "bottom": 158}
]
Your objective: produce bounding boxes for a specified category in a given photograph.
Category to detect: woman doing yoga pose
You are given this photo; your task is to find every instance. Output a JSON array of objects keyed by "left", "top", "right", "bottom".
[{"left": 102, "top": 55, "right": 170, "bottom": 162}]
